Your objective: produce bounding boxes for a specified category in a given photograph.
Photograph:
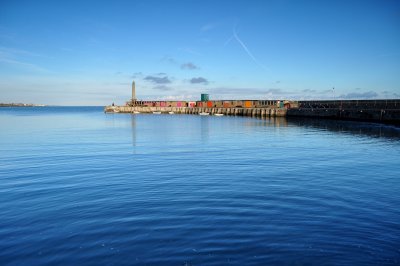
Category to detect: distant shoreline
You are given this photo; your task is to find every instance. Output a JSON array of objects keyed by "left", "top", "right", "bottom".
[{"left": 0, "top": 103, "right": 46, "bottom": 107}]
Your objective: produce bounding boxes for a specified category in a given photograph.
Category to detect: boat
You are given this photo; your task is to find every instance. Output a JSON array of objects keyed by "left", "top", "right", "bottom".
[
  {"left": 133, "top": 111, "right": 140, "bottom": 114},
  {"left": 168, "top": 111, "right": 175, "bottom": 114},
  {"left": 153, "top": 111, "right": 162, "bottom": 114},
  {"left": 199, "top": 112, "right": 210, "bottom": 116},
  {"left": 214, "top": 113, "right": 224, "bottom": 116}
]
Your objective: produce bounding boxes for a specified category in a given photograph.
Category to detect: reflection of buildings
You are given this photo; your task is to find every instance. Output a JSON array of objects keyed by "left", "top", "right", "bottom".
[
  {"left": 287, "top": 117, "right": 400, "bottom": 139},
  {"left": 200, "top": 116, "right": 209, "bottom": 143},
  {"left": 243, "top": 116, "right": 288, "bottom": 128},
  {"left": 272, "top": 117, "right": 288, "bottom": 128}
]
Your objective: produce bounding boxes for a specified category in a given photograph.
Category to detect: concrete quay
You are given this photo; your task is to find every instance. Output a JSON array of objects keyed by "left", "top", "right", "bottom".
[
  {"left": 287, "top": 100, "right": 400, "bottom": 125},
  {"left": 104, "top": 106, "right": 287, "bottom": 117},
  {"left": 105, "top": 99, "right": 400, "bottom": 125}
]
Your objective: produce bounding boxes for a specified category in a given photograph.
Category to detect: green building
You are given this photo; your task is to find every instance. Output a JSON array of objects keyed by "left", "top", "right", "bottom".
[{"left": 201, "top": 94, "right": 209, "bottom": 101}]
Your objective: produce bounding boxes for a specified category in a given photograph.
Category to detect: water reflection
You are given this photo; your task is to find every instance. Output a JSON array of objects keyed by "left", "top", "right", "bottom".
[
  {"left": 200, "top": 116, "right": 209, "bottom": 142},
  {"left": 130, "top": 114, "right": 136, "bottom": 148},
  {"left": 287, "top": 117, "right": 400, "bottom": 140}
]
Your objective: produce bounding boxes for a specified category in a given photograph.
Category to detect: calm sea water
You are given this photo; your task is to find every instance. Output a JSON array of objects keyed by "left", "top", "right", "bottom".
[{"left": 1, "top": 106, "right": 400, "bottom": 266}]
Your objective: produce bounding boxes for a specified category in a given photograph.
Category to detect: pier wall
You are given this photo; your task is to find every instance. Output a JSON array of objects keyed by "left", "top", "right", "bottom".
[
  {"left": 287, "top": 100, "right": 400, "bottom": 125},
  {"left": 105, "top": 99, "right": 400, "bottom": 125},
  {"left": 105, "top": 106, "right": 287, "bottom": 117}
]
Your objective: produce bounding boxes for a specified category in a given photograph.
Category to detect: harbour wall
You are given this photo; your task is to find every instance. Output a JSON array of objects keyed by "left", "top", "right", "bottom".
[
  {"left": 104, "top": 106, "right": 287, "bottom": 117},
  {"left": 287, "top": 100, "right": 400, "bottom": 125},
  {"left": 105, "top": 99, "right": 400, "bottom": 125}
]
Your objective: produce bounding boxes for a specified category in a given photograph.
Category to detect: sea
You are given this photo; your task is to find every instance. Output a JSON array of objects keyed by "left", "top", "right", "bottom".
[{"left": 0, "top": 106, "right": 399, "bottom": 266}]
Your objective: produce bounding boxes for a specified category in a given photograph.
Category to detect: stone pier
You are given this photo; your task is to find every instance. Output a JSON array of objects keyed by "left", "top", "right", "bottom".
[{"left": 104, "top": 106, "right": 287, "bottom": 117}]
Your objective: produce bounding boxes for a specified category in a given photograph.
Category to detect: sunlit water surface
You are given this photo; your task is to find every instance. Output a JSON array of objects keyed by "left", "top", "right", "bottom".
[{"left": 1, "top": 107, "right": 399, "bottom": 265}]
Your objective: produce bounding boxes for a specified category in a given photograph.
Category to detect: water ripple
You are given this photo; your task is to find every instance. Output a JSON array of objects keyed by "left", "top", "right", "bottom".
[{"left": 0, "top": 107, "right": 399, "bottom": 265}]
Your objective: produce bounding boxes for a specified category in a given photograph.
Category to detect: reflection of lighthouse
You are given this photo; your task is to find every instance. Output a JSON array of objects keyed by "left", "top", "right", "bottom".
[{"left": 132, "top": 80, "right": 136, "bottom": 101}]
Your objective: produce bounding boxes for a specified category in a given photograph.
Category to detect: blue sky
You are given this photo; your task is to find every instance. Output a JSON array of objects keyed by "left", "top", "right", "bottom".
[{"left": 0, "top": 0, "right": 399, "bottom": 105}]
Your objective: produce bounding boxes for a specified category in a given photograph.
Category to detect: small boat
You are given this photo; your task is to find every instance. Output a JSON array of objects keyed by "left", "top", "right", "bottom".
[
  {"left": 153, "top": 111, "right": 162, "bottom": 114},
  {"left": 214, "top": 113, "right": 224, "bottom": 116},
  {"left": 133, "top": 111, "right": 140, "bottom": 114},
  {"left": 168, "top": 111, "right": 175, "bottom": 114},
  {"left": 199, "top": 112, "right": 210, "bottom": 116}
]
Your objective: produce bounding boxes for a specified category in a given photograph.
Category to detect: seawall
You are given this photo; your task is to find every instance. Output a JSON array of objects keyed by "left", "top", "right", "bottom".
[
  {"left": 104, "top": 106, "right": 287, "bottom": 117},
  {"left": 105, "top": 99, "right": 400, "bottom": 125},
  {"left": 287, "top": 100, "right": 400, "bottom": 125}
]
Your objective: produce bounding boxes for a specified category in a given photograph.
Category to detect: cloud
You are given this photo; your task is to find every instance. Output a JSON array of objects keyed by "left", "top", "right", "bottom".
[
  {"left": 181, "top": 62, "right": 199, "bottom": 70},
  {"left": 0, "top": 57, "right": 48, "bottom": 72},
  {"left": 201, "top": 23, "right": 216, "bottom": 32},
  {"left": 144, "top": 75, "right": 171, "bottom": 84},
  {"left": 209, "top": 87, "right": 262, "bottom": 95},
  {"left": 0, "top": 46, "right": 48, "bottom": 72},
  {"left": 232, "top": 27, "right": 268, "bottom": 71},
  {"left": 382, "top": 91, "right": 400, "bottom": 98},
  {"left": 161, "top": 56, "right": 178, "bottom": 65},
  {"left": 0, "top": 46, "right": 42, "bottom": 57},
  {"left": 209, "top": 87, "right": 282, "bottom": 95},
  {"left": 131, "top": 72, "right": 142, "bottom": 78},
  {"left": 190, "top": 77, "right": 208, "bottom": 85},
  {"left": 302, "top": 89, "right": 316, "bottom": 93},
  {"left": 179, "top": 47, "right": 203, "bottom": 56},
  {"left": 153, "top": 85, "right": 173, "bottom": 91},
  {"left": 338, "top": 91, "right": 379, "bottom": 99}
]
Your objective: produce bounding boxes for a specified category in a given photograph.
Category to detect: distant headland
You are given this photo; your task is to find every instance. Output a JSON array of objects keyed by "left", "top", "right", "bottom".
[{"left": 0, "top": 103, "right": 46, "bottom": 107}]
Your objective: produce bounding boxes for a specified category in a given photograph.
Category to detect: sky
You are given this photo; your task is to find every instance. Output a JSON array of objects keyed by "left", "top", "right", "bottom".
[{"left": 0, "top": 0, "right": 399, "bottom": 105}]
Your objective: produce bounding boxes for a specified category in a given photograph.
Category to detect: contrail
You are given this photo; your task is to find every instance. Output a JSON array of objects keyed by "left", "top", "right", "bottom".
[
  {"left": 224, "top": 35, "right": 234, "bottom": 46},
  {"left": 232, "top": 27, "right": 268, "bottom": 71}
]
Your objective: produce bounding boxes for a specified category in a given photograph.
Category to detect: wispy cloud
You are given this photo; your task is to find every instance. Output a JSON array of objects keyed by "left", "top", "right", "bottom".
[
  {"left": 161, "top": 56, "right": 178, "bottom": 65},
  {"left": 301, "top": 89, "right": 317, "bottom": 93},
  {"left": 224, "top": 35, "right": 234, "bottom": 47},
  {"left": 209, "top": 87, "right": 282, "bottom": 95},
  {"left": 232, "top": 27, "right": 268, "bottom": 71},
  {"left": 201, "top": 23, "right": 216, "bottom": 32},
  {"left": 144, "top": 75, "right": 171, "bottom": 84},
  {"left": 179, "top": 47, "right": 203, "bottom": 56},
  {"left": 0, "top": 46, "right": 44, "bottom": 57},
  {"left": 190, "top": 77, "right": 208, "bottom": 85},
  {"left": 131, "top": 72, "right": 143, "bottom": 79},
  {"left": 338, "top": 91, "right": 379, "bottom": 99},
  {"left": 153, "top": 85, "right": 173, "bottom": 91},
  {"left": 0, "top": 57, "right": 48, "bottom": 72},
  {"left": 0, "top": 46, "right": 48, "bottom": 72},
  {"left": 181, "top": 62, "right": 199, "bottom": 70}
]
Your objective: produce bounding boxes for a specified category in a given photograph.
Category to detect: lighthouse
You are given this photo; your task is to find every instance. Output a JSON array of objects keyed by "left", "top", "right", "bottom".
[{"left": 132, "top": 80, "right": 136, "bottom": 101}]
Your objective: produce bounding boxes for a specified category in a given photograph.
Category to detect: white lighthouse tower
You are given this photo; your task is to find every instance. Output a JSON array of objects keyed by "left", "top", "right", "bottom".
[{"left": 132, "top": 80, "right": 136, "bottom": 101}]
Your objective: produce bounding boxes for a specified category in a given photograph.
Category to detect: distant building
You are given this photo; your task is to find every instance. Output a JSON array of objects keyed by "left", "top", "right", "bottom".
[{"left": 201, "top": 94, "right": 209, "bottom": 101}]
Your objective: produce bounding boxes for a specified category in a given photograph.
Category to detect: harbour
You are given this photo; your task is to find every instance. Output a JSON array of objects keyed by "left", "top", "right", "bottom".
[
  {"left": 2, "top": 0, "right": 400, "bottom": 265},
  {"left": 105, "top": 82, "right": 400, "bottom": 124}
]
